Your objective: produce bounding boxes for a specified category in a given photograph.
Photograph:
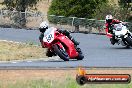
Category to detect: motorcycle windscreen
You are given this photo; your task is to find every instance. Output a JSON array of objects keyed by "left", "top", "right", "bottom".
[{"left": 114, "top": 24, "right": 122, "bottom": 31}]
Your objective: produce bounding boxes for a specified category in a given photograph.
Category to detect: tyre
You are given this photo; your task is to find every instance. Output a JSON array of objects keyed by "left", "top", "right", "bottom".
[
  {"left": 53, "top": 45, "right": 69, "bottom": 61},
  {"left": 76, "top": 75, "right": 87, "bottom": 85},
  {"left": 126, "top": 36, "right": 132, "bottom": 46},
  {"left": 76, "top": 47, "right": 84, "bottom": 60},
  {"left": 110, "top": 38, "right": 116, "bottom": 45},
  {"left": 77, "top": 53, "right": 84, "bottom": 60},
  {"left": 126, "top": 45, "right": 130, "bottom": 49}
]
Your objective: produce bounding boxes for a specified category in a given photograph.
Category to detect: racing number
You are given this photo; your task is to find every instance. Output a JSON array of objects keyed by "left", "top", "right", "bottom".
[{"left": 46, "top": 34, "right": 53, "bottom": 42}]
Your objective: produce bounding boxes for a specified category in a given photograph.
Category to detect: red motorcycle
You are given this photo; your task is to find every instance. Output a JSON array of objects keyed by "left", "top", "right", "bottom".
[{"left": 42, "top": 27, "right": 84, "bottom": 61}]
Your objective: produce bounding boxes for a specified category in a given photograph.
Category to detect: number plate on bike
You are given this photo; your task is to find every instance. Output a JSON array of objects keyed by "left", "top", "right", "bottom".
[{"left": 43, "top": 28, "right": 54, "bottom": 43}]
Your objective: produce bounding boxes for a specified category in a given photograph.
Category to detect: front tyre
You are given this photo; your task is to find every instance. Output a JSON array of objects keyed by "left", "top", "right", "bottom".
[
  {"left": 53, "top": 45, "right": 69, "bottom": 61},
  {"left": 126, "top": 36, "right": 132, "bottom": 46}
]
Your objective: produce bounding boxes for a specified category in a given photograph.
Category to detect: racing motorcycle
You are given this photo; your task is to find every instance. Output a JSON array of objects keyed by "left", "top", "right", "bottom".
[
  {"left": 42, "top": 27, "right": 84, "bottom": 61},
  {"left": 111, "top": 23, "right": 132, "bottom": 47}
]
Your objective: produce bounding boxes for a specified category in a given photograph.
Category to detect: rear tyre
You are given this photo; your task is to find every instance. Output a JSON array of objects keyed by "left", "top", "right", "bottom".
[
  {"left": 53, "top": 45, "right": 69, "bottom": 61},
  {"left": 126, "top": 45, "right": 130, "bottom": 48},
  {"left": 76, "top": 47, "right": 84, "bottom": 60},
  {"left": 126, "top": 36, "right": 132, "bottom": 46}
]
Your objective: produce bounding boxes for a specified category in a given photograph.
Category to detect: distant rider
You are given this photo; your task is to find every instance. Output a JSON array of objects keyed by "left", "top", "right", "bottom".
[
  {"left": 39, "top": 21, "right": 79, "bottom": 57},
  {"left": 105, "top": 14, "right": 122, "bottom": 45}
]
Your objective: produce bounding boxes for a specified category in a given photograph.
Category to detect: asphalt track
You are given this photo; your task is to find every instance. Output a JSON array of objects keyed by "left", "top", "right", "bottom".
[{"left": 0, "top": 28, "right": 132, "bottom": 68}]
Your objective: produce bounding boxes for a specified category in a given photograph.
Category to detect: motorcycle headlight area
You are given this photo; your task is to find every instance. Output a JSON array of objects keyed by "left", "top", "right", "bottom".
[{"left": 115, "top": 28, "right": 122, "bottom": 31}]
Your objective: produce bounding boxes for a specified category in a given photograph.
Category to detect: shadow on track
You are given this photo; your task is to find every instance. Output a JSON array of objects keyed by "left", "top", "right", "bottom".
[
  {"left": 46, "top": 59, "right": 80, "bottom": 62},
  {"left": 110, "top": 46, "right": 132, "bottom": 50}
]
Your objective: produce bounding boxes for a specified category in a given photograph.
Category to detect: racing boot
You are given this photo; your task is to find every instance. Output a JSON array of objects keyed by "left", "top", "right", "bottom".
[
  {"left": 46, "top": 49, "right": 55, "bottom": 57},
  {"left": 60, "top": 29, "right": 80, "bottom": 45},
  {"left": 71, "top": 38, "right": 80, "bottom": 45},
  {"left": 76, "top": 47, "right": 82, "bottom": 54},
  {"left": 68, "top": 34, "right": 79, "bottom": 45}
]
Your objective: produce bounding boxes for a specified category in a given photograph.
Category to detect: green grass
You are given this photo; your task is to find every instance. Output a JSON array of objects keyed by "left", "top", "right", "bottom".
[
  {"left": 0, "top": 41, "right": 47, "bottom": 61},
  {"left": 0, "top": 77, "right": 131, "bottom": 88}
]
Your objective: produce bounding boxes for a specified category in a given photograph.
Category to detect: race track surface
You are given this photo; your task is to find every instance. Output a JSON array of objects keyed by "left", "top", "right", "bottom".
[{"left": 0, "top": 28, "right": 132, "bottom": 68}]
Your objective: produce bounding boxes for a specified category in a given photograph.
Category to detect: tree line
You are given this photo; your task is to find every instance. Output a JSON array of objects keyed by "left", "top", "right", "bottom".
[{"left": 1, "top": 0, "right": 132, "bottom": 27}]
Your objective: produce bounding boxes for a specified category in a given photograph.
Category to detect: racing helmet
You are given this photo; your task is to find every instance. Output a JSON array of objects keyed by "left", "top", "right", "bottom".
[
  {"left": 39, "top": 21, "right": 49, "bottom": 33},
  {"left": 105, "top": 15, "right": 113, "bottom": 23}
]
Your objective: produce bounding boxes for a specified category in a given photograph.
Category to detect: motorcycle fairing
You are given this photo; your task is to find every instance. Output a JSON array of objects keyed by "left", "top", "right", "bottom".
[{"left": 113, "top": 24, "right": 128, "bottom": 36}]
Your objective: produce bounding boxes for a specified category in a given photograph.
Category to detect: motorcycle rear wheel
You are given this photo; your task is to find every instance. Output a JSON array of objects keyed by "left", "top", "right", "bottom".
[
  {"left": 76, "top": 47, "right": 84, "bottom": 60},
  {"left": 53, "top": 45, "right": 69, "bottom": 61}
]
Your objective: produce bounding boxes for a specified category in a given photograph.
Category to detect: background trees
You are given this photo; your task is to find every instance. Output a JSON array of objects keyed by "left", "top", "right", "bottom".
[
  {"left": 118, "top": 0, "right": 132, "bottom": 22},
  {"left": 3, "top": 0, "right": 40, "bottom": 11},
  {"left": 48, "top": 0, "right": 131, "bottom": 21},
  {"left": 2, "top": 0, "right": 41, "bottom": 27},
  {"left": 48, "top": 0, "right": 131, "bottom": 31},
  {"left": 1, "top": 0, "right": 131, "bottom": 27},
  {"left": 48, "top": 0, "right": 107, "bottom": 18}
]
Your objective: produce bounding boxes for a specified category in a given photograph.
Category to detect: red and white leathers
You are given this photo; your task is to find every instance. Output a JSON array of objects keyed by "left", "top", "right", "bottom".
[{"left": 105, "top": 19, "right": 121, "bottom": 38}]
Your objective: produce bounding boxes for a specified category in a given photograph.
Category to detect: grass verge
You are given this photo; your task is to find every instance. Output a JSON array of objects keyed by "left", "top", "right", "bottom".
[
  {"left": 0, "top": 70, "right": 132, "bottom": 88},
  {"left": 0, "top": 41, "right": 47, "bottom": 61},
  {"left": 0, "top": 76, "right": 131, "bottom": 88}
]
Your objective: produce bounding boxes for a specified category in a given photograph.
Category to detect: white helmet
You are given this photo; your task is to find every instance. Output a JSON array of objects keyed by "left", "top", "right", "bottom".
[
  {"left": 39, "top": 21, "right": 49, "bottom": 33},
  {"left": 105, "top": 15, "right": 113, "bottom": 23}
]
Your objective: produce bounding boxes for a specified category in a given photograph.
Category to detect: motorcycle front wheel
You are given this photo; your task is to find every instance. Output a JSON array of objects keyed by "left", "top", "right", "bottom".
[
  {"left": 53, "top": 45, "right": 70, "bottom": 61},
  {"left": 126, "top": 36, "right": 132, "bottom": 46}
]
